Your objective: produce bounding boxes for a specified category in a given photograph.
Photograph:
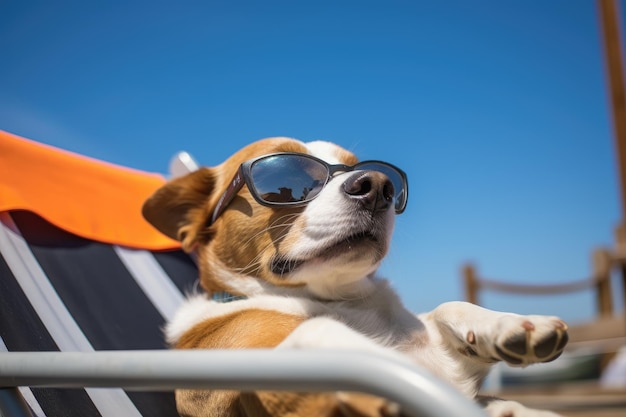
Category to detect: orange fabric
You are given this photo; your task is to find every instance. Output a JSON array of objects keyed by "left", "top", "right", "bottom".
[{"left": 0, "top": 130, "right": 180, "bottom": 250}]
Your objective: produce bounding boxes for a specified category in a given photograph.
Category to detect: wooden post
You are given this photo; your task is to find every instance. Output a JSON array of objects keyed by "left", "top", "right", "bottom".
[
  {"left": 598, "top": 0, "right": 626, "bottom": 339},
  {"left": 593, "top": 248, "right": 614, "bottom": 316},
  {"left": 598, "top": 0, "right": 626, "bottom": 220},
  {"left": 463, "top": 264, "right": 479, "bottom": 305}
]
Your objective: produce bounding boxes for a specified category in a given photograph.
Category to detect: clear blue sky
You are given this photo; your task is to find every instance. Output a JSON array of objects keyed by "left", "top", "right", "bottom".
[{"left": 1, "top": 1, "right": 624, "bottom": 323}]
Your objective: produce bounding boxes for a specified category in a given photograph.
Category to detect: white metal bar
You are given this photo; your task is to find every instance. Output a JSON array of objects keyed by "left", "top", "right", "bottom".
[
  {"left": 0, "top": 337, "right": 45, "bottom": 417},
  {"left": 0, "top": 350, "right": 486, "bottom": 417},
  {"left": 169, "top": 151, "right": 199, "bottom": 177}
]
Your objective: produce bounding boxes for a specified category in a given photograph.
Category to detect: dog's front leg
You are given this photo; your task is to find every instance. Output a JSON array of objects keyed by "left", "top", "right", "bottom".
[
  {"left": 239, "top": 317, "right": 404, "bottom": 417},
  {"left": 421, "top": 302, "right": 569, "bottom": 417},
  {"left": 240, "top": 391, "right": 399, "bottom": 417},
  {"left": 420, "top": 301, "right": 568, "bottom": 392}
]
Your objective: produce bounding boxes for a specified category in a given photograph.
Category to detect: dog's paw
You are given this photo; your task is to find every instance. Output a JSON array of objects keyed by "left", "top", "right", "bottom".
[
  {"left": 486, "top": 315, "right": 568, "bottom": 366},
  {"left": 481, "top": 398, "right": 563, "bottom": 417},
  {"left": 434, "top": 303, "right": 569, "bottom": 368}
]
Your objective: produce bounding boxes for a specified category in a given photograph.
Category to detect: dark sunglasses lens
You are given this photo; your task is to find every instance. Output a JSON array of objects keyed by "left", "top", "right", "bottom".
[
  {"left": 356, "top": 162, "right": 407, "bottom": 212},
  {"left": 250, "top": 155, "right": 328, "bottom": 204}
]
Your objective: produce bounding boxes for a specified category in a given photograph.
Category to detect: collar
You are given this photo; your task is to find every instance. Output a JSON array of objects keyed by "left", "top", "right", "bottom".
[{"left": 212, "top": 291, "right": 247, "bottom": 303}]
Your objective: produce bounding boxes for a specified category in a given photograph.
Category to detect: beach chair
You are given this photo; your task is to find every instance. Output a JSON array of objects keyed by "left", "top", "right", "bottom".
[{"left": 0, "top": 131, "right": 485, "bottom": 417}]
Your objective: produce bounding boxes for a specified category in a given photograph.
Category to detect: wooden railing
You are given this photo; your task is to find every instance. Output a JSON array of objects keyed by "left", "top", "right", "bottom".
[
  {"left": 463, "top": 249, "right": 615, "bottom": 315},
  {"left": 462, "top": 247, "right": 625, "bottom": 352}
]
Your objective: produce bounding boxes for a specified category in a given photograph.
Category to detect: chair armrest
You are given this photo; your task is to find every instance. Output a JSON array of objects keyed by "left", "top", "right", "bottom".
[{"left": 0, "top": 349, "right": 486, "bottom": 417}]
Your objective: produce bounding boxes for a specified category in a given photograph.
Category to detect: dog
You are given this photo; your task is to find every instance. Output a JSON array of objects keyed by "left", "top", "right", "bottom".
[{"left": 142, "top": 137, "right": 569, "bottom": 417}]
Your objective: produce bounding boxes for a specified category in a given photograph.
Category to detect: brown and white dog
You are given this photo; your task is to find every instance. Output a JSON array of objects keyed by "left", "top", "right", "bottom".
[{"left": 142, "top": 137, "right": 569, "bottom": 417}]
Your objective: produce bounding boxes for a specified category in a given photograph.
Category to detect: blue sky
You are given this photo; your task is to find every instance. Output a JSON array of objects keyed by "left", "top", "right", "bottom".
[{"left": 1, "top": 1, "right": 624, "bottom": 323}]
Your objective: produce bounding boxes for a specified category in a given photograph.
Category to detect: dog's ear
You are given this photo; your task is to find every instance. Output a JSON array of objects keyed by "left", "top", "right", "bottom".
[{"left": 142, "top": 167, "right": 217, "bottom": 251}]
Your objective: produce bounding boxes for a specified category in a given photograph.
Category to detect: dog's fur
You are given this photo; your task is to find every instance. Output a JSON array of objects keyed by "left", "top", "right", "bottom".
[{"left": 143, "top": 137, "right": 569, "bottom": 417}]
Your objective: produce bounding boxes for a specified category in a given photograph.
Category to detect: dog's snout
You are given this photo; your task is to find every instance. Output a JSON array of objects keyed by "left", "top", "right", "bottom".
[{"left": 342, "top": 171, "right": 394, "bottom": 212}]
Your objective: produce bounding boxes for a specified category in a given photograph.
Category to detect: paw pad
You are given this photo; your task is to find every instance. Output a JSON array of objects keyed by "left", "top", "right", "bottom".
[{"left": 495, "top": 317, "right": 569, "bottom": 366}]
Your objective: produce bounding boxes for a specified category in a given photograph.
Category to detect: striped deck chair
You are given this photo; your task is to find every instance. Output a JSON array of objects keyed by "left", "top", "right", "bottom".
[
  {"left": 0, "top": 131, "right": 197, "bottom": 416},
  {"left": 0, "top": 131, "right": 485, "bottom": 417}
]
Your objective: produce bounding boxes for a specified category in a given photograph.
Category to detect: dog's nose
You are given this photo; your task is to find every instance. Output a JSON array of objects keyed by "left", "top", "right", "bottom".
[{"left": 342, "top": 171, "right": 395, "bottom": 212}]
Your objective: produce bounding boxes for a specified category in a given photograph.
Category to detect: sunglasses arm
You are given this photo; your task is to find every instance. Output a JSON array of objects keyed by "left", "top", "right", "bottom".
[{"left": 210, "top": 168, "right": 246, "bottom": 224}]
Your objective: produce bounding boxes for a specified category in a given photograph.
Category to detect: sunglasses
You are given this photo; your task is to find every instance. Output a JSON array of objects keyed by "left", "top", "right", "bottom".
[{"left": 211, "top": 152, "right": 408, "bottom": 224}]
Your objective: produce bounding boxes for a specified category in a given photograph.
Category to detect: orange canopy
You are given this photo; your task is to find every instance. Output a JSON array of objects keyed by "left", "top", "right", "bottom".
[{"left": 0, "top": 130, "right": 180, "bottom": 250}]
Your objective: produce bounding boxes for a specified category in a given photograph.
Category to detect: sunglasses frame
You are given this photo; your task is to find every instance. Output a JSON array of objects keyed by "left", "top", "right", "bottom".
[{"left": 210, "top": 152, "right": 408, "bottom": 224}]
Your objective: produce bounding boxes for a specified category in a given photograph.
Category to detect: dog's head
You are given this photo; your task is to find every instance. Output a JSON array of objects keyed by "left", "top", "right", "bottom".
[{"left": 143, "top": 137, "right": 407, "bottom": 300}]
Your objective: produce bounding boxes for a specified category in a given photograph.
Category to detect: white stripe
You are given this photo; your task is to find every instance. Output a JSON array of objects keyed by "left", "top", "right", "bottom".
[
  {"left": 0, "top": 336, "right": 47, "bottom": 417},
  {"left": 0, "top": 214, "right": 91, "bottom": 352},
  {"left": 0, "top": 213, "right": 142, "bottom": 417},
  {"left": 18, "top": 387, "right": 45, "bottom": 417},
  {"left": 114, "top": 246, "right": 185, "bottom": 321}
]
